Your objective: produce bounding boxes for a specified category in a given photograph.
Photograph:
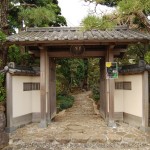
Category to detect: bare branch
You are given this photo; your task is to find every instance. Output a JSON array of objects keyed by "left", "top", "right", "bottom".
[{"left": 20, "top": 3, "right": 37, "bottom": 8}]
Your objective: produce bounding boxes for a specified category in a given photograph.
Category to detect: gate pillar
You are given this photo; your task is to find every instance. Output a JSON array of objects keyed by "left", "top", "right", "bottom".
[
  {"left": 100, "top": 57, "right": 108, "bottom": 119},
  {"left": 39, "top": 47, "right": 47, "bottom": 128},
  {"left": 49, "top": 59, "right": 56, "bottom": 120},
  {"left": 106, "top": 46, "right": 116, "bottom": 127}
]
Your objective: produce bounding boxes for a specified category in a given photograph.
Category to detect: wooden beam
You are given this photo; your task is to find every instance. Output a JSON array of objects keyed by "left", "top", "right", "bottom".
[
  {"left": 39, "top": 47, "right": 47, "bottom": 128},
  {"left": 30, "top": 50, "right": 124, "bottom": 58},
  {"left": 48, "top": 51, "right": 105, "bottom": 58}
]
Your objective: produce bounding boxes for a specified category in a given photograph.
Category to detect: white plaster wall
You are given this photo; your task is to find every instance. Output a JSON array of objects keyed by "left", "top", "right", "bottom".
[
  {"left": 123, "top": 75, "right": 143, "bottom": 117},
  {"left": 114, "top": 75, "right": 124, "bottom": 112},
  {"left": 114, "top": 74, "right": 143, "bottom": 117},
  {"left": 12, "top": 76, "right": 32, "bottom": 118},
  {"left": 12, "top": 76, "right": 40, "bottom": 118},
  {"left": 32, "top": 77, "right": 40, "bottom": 112}
]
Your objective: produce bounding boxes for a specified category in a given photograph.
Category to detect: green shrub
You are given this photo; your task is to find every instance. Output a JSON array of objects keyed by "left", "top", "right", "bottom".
[
  {"left": 57, "top": 94, "right": 74, "bottom": 111},
  {"left": 0, "top": 74, "right": 6, "bottom": 102},
  {"left": 92, "top": 86, "right": 100, "bottom": 103}
]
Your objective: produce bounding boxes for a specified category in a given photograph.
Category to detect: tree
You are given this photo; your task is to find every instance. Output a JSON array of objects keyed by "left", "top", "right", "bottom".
[
  {"left": 82, "top": 0, "right": 150, "bottom": 63},
  {"left": 0, "top": 0, "right": 8, "bottom": 34},
  {"left": 83, "top": 0, "right": 150, "bottom": 31},
  {"left": 9, "top": 0, "right": 67, "bottom": 32},
  {"left": 0, "top": 0, "right": 67, "bottom": 68}
]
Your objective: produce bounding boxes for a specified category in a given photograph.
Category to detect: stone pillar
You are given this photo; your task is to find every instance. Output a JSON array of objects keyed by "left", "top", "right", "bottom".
[
  {"left": 39, "top": 47, "right": 47, "bottom": 128},
  {"left": 0, "top": 103, "right": 9, "bottom": 149}
]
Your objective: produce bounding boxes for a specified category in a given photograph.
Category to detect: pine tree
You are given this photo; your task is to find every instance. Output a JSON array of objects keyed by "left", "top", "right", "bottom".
[{"left": 83, "top": 0, "right": 150, "bottom": 31}]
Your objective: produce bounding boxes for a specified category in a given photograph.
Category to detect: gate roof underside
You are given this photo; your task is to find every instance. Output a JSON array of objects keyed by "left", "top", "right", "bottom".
[{"left": 7, "top": 27, "right": 150, "bottom": 46}]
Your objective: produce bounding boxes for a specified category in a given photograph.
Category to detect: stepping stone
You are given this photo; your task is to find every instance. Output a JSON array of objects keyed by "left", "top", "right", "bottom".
[
  {"left": 55, "top": 133, "right": 70, "bottom": 144},
  {"left": 71, "top": 133, "right": 90, "bottom": 143},
  {"left": 89, "top": 134, "right": 107, "bottom": 143}
]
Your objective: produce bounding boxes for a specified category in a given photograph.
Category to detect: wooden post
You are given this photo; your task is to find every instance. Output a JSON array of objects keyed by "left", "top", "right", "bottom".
[
  {"left": 47, "top": 57, "right": 51, "bottom": 123},
  {"left": 106, "top": 46, "right": 116, "bottom": 127},
  {"left": 39, "top": 47, "right": 47, "bottom": 128},
  {"left": 6, "top": 73, "right": 13, "bottom": 132},
  {"left": 142, "top": 71, "right": 149, "bottom": 130},
  {"left": 49, "top": 59, "right": 57, "bottom": 119},
  {"left": 100, "top": 57, "right": 108, "bottom": 119}
]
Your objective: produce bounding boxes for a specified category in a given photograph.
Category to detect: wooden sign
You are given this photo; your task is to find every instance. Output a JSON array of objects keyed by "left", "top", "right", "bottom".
[{"left": 106, "top": 62, "right": 118, "bottom": 79}]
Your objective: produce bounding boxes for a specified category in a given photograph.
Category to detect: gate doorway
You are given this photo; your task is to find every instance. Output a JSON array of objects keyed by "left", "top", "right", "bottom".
[
  {"left": 6, "top": 26, "right": 150, "bottom": 129},
  {"left": 55, "top": 58, "right": 100, "bottom": 113}
]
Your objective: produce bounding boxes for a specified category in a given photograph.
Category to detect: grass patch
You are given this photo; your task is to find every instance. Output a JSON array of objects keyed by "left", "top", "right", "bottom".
[{"left": 57, "top": 94, "right": 74, "bottom": 112}]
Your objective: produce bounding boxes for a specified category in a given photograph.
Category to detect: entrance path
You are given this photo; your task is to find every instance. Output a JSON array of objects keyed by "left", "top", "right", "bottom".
[{"left": 4, "top": 91, "right": 150, "bottom": 150}]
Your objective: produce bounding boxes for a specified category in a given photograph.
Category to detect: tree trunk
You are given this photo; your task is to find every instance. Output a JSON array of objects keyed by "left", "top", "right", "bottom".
[
  {"left": 134, "top": 11, "right": 150, "bottom": 32},
  {"left": 0, "top": 0, "right": 8, "bottom": 69},
  {"left": 0, "top": 0, "right": 8, "bottom": 33}
]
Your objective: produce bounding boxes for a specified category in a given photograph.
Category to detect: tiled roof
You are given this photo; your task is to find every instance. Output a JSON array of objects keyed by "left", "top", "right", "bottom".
[
  {"left": 119, "top": 62, "right": 150, "bottom": 75},
  {"left": 9, "top": 68, "right": 40, "bottom": 76},
  {"left": 6, "top": 27, "right": 150, "bottom": 44}
]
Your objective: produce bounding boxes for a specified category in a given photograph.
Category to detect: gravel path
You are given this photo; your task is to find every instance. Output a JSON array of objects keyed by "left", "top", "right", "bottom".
[{"left": 3, "top": 91, "right": 150, "bottom": 150}]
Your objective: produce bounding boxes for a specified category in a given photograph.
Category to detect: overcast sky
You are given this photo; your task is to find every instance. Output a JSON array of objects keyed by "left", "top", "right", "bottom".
[{"left": 58, "top": 0, "right": 115, "bottom": 27}]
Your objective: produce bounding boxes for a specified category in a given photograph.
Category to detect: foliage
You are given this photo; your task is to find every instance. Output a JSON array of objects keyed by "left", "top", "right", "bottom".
[
  {"left": 0, "top": 30, "right": 6, "bottom": 68},
  {"left": 145, "top": 51, "right": 150, "bottom": 64},
  {"left": 9, "top": 0, "right": 67, "bottom": 32},
  {"left": 57, "top": 94, "right": 74, "bottom": 111},
  {"left": 88, "top": 58, "right": 100, "bottom": 102},
  {"left": 83, "top": 0, "right": 150, "bottom": 31},
  {"left": 70, "top": 59, "right": 85, "bottom": 88},
  {"left": 56, "top": 58, "right": 88, "bottom": 93},
  {"left": 92, "top": 86, "right": 100, "bottom": 102},
  {"left": 0, "top": 31, "right": 6, "bottom": 42},
  {"left": 115, "top": 44, "right": 150, "bottom": 65},
  {"left": 18, "top": 5, "right": 56, "bottom": 27},
  {"left": 118, "top": 0, "right": 150, "bottom": 15},
  {"left": 0, "top": 74, "right": 6, "bottom": 102},
  {"left": 82, "top": 15, "right": 117, "bottom": 30},
  {"left": 8, "top": 45, "right": 31, "bottom": 66},
  {"left": 56, "top": 59, "right": 71, "bottom": 94},
  {"left": 84, "top": 0, "right": 121, "bottom": 6}
]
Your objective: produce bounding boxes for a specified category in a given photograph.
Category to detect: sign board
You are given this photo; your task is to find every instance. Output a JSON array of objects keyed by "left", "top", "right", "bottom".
[{"left": 106, "top": 62, "right": 118, "bottom": 79}]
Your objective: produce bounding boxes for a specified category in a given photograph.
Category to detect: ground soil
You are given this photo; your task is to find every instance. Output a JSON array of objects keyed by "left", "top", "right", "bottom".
[{"left": 3, "top": 91, "right": 150, "bottom": 150}]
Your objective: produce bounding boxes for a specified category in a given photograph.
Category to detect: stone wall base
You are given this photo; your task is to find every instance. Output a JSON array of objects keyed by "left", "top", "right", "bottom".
[
  {"left": 0, "top": 132, "right": 9, "bottom": 149},
  {"left": 123, "top": 112, "right": 142, "bottom": 127},
  {"left": 6, "top": 113, "right": 41, "bottom": 133},
  {"left": 114, "top": 112, "right": 123, "bottom": 121},
  {"left": 0, "top": 111, "right": 9, "bottom": 149}
]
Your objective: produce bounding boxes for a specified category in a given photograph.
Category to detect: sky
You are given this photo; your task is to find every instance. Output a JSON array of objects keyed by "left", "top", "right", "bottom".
[{"left": 58, "top": 0, "right": 115, "bottom": 27}]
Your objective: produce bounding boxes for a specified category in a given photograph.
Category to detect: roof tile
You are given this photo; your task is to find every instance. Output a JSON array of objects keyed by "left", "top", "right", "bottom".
[{"left": 7, "top": 27, "right": 150, "bottom": 43}]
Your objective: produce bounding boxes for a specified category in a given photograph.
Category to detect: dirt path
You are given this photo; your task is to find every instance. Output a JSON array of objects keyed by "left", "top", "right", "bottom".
[{"left": 3, "top": 91, "right": 150, "bottom": 150}]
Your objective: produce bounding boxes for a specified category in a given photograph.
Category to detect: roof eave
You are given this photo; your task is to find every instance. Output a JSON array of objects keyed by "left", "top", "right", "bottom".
[{"left": 6, "top": 39, "right": 150, "bottom": 46}]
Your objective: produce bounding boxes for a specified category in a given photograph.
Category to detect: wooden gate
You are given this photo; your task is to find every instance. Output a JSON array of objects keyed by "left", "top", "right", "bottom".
[
  {"left": 49, "top": 59, "right": 56, "bottom": 119},
  {"left": 100, "top": 57, "right": 107, "bottom": 119}
]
